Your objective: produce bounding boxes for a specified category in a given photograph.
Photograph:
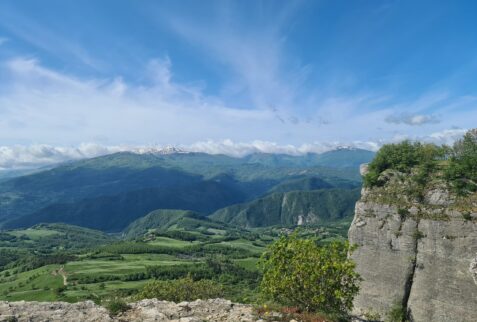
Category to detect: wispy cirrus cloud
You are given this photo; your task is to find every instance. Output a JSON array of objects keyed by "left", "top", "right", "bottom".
[
  {"left": 0, "top": 56, "right": 317, "bottom": 146},
  {"left": 158, "top": 1, "right": 313, "bottom": 120},
  {"left": 1, "top": 1, "right": 477, "bottom": 166},
  {"left": 1, "top": 56, "right": 476, "bottom": 154},
  {"left": 385, "top": 113, "right": 440, "bottom": 126}
]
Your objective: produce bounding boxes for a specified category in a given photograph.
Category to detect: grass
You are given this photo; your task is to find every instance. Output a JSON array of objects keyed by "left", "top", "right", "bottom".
[
  {"left": 65, "top": 255, "right": 191, "bottom": 277},
  {"left": 147, "top": 236, "right": 200, "bottom": 248},
  {"left": 0, "top": 250, "right": 196, "bottom": 302},
  {"left": 234, "top": 258, "right": 260, "bottom": 271},
  {"left": 0, "top": 265, "right": 64, "bottom": 301},
  {"left": 0, "top": 223, "right": 351, "bottom": 304},
  {"left": 64, "top": 280, "right": 151, "bottom": 301},
  {"left": 218, "top": 239, "right": 267, "bottom": 254},
  {"left": 9, "top": 228, "right": 62, "bottom": 239}
]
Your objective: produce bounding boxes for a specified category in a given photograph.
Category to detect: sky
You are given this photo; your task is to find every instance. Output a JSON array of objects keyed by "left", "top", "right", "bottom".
[{"left": 1, "top": 0, "right": 477, "bottom": 167}]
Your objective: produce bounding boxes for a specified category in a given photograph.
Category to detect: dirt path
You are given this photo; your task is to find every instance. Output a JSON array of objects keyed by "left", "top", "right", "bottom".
[
  {"left": 58, "top": 266, "right": 68, "bottom": 286},
  {"left": 52, "top": 266, "right": 68, "bottom": 286}
]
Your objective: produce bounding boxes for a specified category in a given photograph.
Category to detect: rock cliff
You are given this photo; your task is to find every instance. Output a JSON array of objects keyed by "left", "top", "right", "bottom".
[
  {"left": 349, "top": 165, "right": 477, "bottom": 321},
  {"left": 0, "top": 298, "right": 266, "bottom": 322}
]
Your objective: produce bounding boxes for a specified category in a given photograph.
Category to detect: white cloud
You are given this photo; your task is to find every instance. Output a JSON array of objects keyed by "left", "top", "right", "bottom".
[
  {"left": 0, "top": 140, "right": 378, "bottom": 169},
  {"left": 186, "top": 139, "right": 380, "bottom": 157},
  {"left": 385, "top": 113, "right": 440, "bottom": 126},
  {"left": 0, "top": 56, "right": 475, "bottom": 170},
  {"left": 425, "top": 128, "right": 468, "bottom": 145},
  {"left": 0, "top": 56, "right": 390, "bottom": 148},
  {"left": 0, "top": 57, "right": 290, "bottom": 144},
  {"left": 2, "top": 129, "right": 472, "bottom": 169},
  {"left": 0, "top": 143, "right": 125, "bottom": 169},
  {"left": 162, "top": 4, "right": 312, "bottom": 117}
]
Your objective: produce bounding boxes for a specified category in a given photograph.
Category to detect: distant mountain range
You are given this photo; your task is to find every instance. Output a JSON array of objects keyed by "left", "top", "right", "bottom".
[{"left": 0, "top": 148, "right": 374, "bottom": 232}]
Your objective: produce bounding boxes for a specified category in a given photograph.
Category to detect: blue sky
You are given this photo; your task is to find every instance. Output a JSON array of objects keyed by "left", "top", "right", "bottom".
[{"left": 1, "top": 0, "right": 477, "bottom": 166}]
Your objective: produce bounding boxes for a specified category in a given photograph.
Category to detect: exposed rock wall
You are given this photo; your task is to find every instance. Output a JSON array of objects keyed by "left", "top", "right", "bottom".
[
  {"left": 349, "top": 168, "right": 477, "bottom": 321},
  {"left": 0, "top": 298, "right": 261, "bottom": 322}
]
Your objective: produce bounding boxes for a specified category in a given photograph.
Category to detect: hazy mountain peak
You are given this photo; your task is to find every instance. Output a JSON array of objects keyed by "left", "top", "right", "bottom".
[{"left": 139, "top": 146, "right": 189, "bottom": 155}]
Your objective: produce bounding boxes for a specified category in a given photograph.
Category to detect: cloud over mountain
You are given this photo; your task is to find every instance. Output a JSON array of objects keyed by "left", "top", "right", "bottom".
[{"left": 0, "top": 129, "right": 469, "bottom": 170}]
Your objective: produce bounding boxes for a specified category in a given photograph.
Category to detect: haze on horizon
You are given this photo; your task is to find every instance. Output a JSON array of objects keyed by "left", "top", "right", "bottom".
[{"left": 1, "top": 0, "right": 476, "bottom": 168}]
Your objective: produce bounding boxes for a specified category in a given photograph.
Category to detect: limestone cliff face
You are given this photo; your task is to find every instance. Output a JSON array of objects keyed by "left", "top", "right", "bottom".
[{"left": 349, "top": 166, "right": 477, "bottom": 321}]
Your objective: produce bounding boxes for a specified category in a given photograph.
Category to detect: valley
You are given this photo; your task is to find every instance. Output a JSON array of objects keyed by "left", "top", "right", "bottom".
[
  {"left": 0, "top": 219, "right": 350, "bottom": 304},
  {"left": 0, "top": 149, "right": 368, "bottom": 307}
]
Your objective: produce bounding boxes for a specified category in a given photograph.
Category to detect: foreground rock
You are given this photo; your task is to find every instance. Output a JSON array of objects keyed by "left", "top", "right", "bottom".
[
  {"left": 0, "top": 298, "right": 281, "bottom": 322},
  {"left": 349, "top": 167, "right": 477, "bottom": 322}
]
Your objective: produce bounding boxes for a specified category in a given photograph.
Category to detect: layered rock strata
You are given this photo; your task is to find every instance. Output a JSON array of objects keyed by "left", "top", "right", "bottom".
[{"left": 349, "top": 167, "right": 477, "bottom": 321}]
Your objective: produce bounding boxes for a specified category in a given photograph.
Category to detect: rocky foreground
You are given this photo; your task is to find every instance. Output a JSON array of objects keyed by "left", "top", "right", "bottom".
[{"left": 0, "top": 298, "right": 288, "bottom": 322}]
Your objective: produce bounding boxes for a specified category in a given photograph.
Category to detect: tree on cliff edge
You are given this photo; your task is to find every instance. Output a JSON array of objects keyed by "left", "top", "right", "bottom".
[{"left": 259, "top": 233, "right": 360, "bottom": 316}]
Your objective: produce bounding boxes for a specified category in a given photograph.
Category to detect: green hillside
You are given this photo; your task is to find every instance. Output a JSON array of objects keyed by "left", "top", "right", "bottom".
[
  {"left": 0, "top": 223, "right": 115, "bottom": 272},
  {"left": 210, "top": 188, "right": 361, "bottom": 228},
  {"left": 123, "top": 209, "right": 232, "bottom": 239},
  {"left": 268, "top": 176, "right": 344, "bottom": 193},
  {"left": 0, "top": 223, "right": 114, "bottom": 252},
  {"left": 0, "top": 149, "right": 371, "bottom": 231},
  {"left": 3, "top": 180, "right": 246, "bottom": 232}
]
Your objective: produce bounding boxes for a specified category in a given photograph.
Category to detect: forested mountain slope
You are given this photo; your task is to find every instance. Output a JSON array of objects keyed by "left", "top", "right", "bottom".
[
  {"left": 210, "top": 188, "right": 360, "bottom": 228},
  {"left": 0, "top": 149, "right": 372, "bottom": 231}
]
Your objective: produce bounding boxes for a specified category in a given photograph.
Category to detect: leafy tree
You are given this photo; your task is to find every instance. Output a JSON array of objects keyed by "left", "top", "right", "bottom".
[
  {"left": 446, "top": 129, "right": 477, "bottom": 194},
  {"left": 259, "top": 234, "right": 360, "bottom": 315}
]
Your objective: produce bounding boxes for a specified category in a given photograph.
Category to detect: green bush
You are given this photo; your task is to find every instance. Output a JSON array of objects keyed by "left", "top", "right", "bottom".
[
  {"left": 386, "top": 301, "right": 407, "bottom": 322},
  {"left": 135, "top": 275, "right": 223, "bottom": 302},
  {"left": 363, "top": 141, "right": 447, "bottom": 188},
  {"left": 259, "top": 234, "right": 360, "bottom": 315},
  {"left": 105, "top": 298, "right": 130, "bottom": 316},
  {"left": 363, "top": 130, "right": 477, "bottom": 194},
  {"left": 462, "top": 212, "right": 472, "bottom": 221},
  {"left": 446, "top": 130, "right": 477, "bottom": 194},
  {"left": 397, "top": 208, "right": 410, "bottom": 219}
]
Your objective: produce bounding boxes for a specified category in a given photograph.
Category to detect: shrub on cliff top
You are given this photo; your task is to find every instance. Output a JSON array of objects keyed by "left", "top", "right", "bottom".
[
  {"left": 445, "top": 130, "right": 477, "bottom": 194},
  {"left": 363, "top": 140, "right": 447, "bottom": 187},
  {"left": 105, "top": 298, "right": 130, "bottom": 316},
  {"left": 363, "top": 131, "right": 477, "bottom": 193},
  {"left": 259, "top": 233, "right": 360, "bottom": 315}
]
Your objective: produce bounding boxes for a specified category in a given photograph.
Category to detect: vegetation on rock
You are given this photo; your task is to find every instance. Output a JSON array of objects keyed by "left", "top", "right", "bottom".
[
  {"left": 363, "top": 129, "right": 477, "bottom": 196},
  {"left": 445, "top": 129, "right": 477, "bottom": 194},
  {"left": 259, "top": 233, "right": 360, "bottom": 316}
]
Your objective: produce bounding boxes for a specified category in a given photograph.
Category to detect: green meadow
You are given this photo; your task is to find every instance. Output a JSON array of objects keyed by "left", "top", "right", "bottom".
[{"left": 0, "top": 221, "right": 348, "bottom": 304}]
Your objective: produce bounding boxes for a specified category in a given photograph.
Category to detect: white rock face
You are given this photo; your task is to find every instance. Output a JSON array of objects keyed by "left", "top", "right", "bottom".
[
  {"left": 0, "top": 298, "right": 286, "bottom": 322},
  {"left": 349, "top": 179, "right": 477, "bottom": 322},
  {"left": 359, "top": 163, "right": 369, "bottom": 176},
  {"left": 424, "top": 188, "right": 453, "bottom": 206},
  {"left": 471, "top": 253, "right": 477, "bottom": 286}
]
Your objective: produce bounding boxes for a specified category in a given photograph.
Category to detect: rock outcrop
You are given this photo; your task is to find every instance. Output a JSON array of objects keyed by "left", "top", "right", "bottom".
[
  {"left": 349, "top": 167, "right": 477, "bottom": 321},
  {"left": 0, "top": 298, "right": 267, "bottom": 322}
]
